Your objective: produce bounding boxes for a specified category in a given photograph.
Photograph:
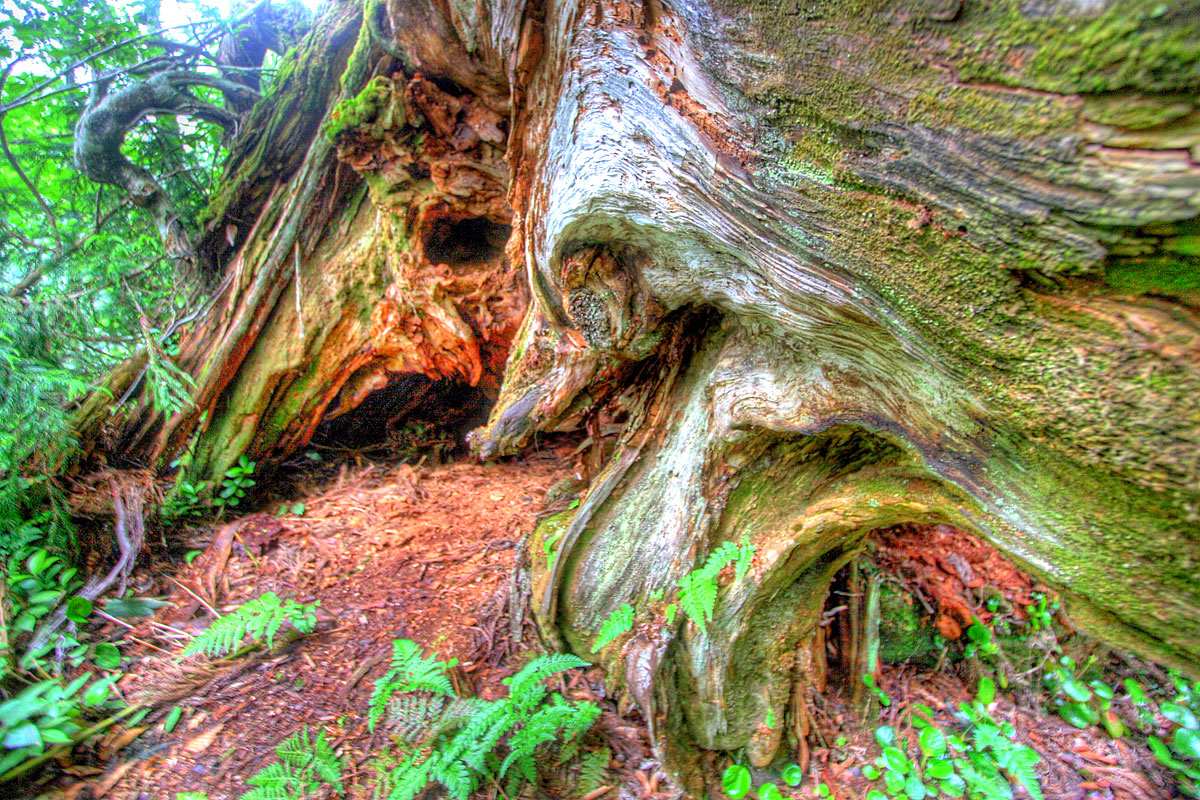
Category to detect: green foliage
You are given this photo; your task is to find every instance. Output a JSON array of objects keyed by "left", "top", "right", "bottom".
[
  {"left": 574, "top": 747, "right": 610, "bottom": 796},
  {"left": 369, "top": 639, "right": 457, "bottom": 732},
  {"left": 1043, "top": 655, "right": 1125, "bottom": 737},
  {"left": 373, "top": 642, "right": 598, "bottom": 800},
  {"left": 183, "top": 592, "right": 319, "bottom": 658},
  {"left": 213, "top": 455, "right": 257, "bottom": 514},
  {"left": 239, "top": 726, "right": 345, "bottom": 800},
  {"left": 1144, "top": 672, "right": 1200, "bottom": 797},
  {"left": 862, "top": 672, "right": 892, "bottom": 708},
  {"left": 721, "top": 764, "right": 751, "bottom": 799},
  {"left": 591, "top": 603, "right": 633, "bottom": 653},
  {"left": 677, "top": 536, "right": 754, "bottom": 634},
  {"left": 865, "top": 680, "right": 1043, "bottom": 800}
]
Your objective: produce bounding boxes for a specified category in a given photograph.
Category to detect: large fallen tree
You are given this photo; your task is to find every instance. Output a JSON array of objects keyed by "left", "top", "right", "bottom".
[{"left": 69, "top": 0, "right": 1199, "bottom": 787}]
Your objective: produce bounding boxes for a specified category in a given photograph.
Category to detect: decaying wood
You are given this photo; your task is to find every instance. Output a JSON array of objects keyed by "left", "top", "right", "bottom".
[{"left": 70, "top": 0, "right": 1200, "bottom": 787}]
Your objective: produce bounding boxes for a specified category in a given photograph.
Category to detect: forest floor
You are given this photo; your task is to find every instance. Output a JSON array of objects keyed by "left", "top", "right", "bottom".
[{"left": 34, "top": 446, "right": 1183, "bottom": 800}]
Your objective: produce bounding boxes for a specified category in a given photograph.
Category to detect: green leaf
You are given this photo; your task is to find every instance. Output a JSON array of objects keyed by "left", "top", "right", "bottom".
[
  {"left": 104, "top": 597, "right": 171, "bottom": 618},
  {"left": 1124, "top": 678, "right": 1148, "bottom": 705},
  {"left": 93, "top": 642, "right": 121, "bottom": 669},
  {"left": 862, "top": 764, "right": 881, "bottom": 780},
  {"left": 1175, "top": 729, "right": 1200, "bottom": 761},
  {"left": 903, "top": 773, "right": 927, "bottom": 800},
  {"left": 781, "top": 763, "right": 804, "bottom": 787},
  {"left": 976, "top": 676, "right": 995, "bottom": 706},
  {"left": 817, "top": 783, "right": 831, "bottom": 798},
  {"left": 926, "top": 759, "right": 954, "bottom": 779},
  {"left": 162, "top": 706, "right": 183, "bottom": 734},
  {"left": 866, "top": 792, "right": 888, "bottom": 800},
  {"left": 664, "top": 603, "right": 678, "bottom": 624},
  {"left": 1149, "top": 736, "right": 1189, "bottom": 770},
  {"left": 1057, "top": 701, "right": 1096, "bottom": 729},
  {"left": 883, "top": 746, "right": 909, "bottom": 774},
  {"left": 939, "top": 773, "right": 966, "bottom": 798},
  {"left": 1060, "top": 676, "right": 1093, "bottom": 703},
  {"left": 291, "top": 502, "right": 306, "bottom": 516},
  {"left": 918, "top": 726, "right": 946, "bottom": 759},
  {"left": 760, "top": 782, "right": 784, "bottom": 800},
  {"left": 884, "top": 770, "right": 905, "bottom": 794},
  {"left": 1163, "top": 702, "right": 1200, "bottom": 730},
  {"left": 3, "top": 722, "right": 42, "bottom": 751},
  {"left": 721, "top": 764, "right": 751, "bottom": 799},
  {"left": 875, "top": 725, "right": 896, "bottom": 746},
  {"left": 83, "top": 675, "right": 119, "bottom": 707}
]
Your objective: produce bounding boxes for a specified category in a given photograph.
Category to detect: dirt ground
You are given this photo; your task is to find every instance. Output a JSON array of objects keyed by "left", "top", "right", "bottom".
[{"left": 27, "top": 448, "right": 1185, "bottom": 800}]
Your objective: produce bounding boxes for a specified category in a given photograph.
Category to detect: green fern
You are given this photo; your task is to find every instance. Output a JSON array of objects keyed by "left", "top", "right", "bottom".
[
  {"left": 369, "top": 639, "right": 458, "bottom": 731},
  {"left": 591, "top": 603, "right": 634, "bottom": 653},
  {"left": 376, "top": 644, "right": 596, "bottom": 800},
  {"left": 574, "top": 747, "right": 611, "bottom": 796},
  {"left": 239, "top": 726, "right": 344, "bottom": 800},
  {"left": 184, "top": 592, "right": 319, "bottom": 658},
  {"left": 676, "top": 536, "right": 755, "bottom": 634}
]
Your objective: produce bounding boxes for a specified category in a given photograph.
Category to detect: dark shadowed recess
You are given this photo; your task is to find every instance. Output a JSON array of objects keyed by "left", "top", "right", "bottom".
[{"left": 310, "top": 374, "right": 495, "bottom": 455}]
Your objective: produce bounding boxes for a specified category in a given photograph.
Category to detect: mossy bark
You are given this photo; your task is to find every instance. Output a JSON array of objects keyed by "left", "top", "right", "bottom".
[{"left": 74, "top": 0, "right": 1199, "bottom": 791}]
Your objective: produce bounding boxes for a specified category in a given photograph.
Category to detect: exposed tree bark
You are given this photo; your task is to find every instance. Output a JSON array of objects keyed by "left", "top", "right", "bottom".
[{"left": 73, "top": 0, "right": 1200, "bottom": 789}]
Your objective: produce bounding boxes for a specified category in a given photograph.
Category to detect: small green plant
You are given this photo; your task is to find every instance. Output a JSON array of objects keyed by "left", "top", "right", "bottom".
[
  {"left": 238, "top": 726, "right": 345, "bottom": 800},
  {"left": 183, "top": 593, "right": 319, "bottom": 658},
  {"left": 213, "top": 455, "right": 256, "bottom": 514},
  {"left": 591, "top": 604, "right": 634, "bottom": 653},
  {"left": 369, "top": 639, "right": 457, "bottom": 732},
  {"left": 862, "top": 677, "right": 1042, "bottom": 800},
  {"left": 1044, "top": 655, "right": 1124, "bottom": 737},
  {"left": 1023, "top": 593, "right": 1058, "bottom": 632},
  {"left": 677, "top": 536, "right": 754, "bottom": 634},
  {"left": 862, "top": 673, "right": 892, "bottom": 708},
  {"left": 373, "top": 644, "right": 598, "bottom": 800},
  {"left": 1145, "top": 672, "right": 1200, "bottom": 797},
  {"left": 721, "top": 764, "right": 751, "bottom": 799},
  {"left": 781, "top": 762, "right": 804, "bottom": 787}
]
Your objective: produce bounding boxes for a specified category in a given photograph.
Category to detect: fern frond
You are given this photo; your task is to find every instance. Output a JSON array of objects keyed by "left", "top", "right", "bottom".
[
  {"left": 383, "top": 751, "right": 434, "bottom": 800},
  {"left": 387, "top": 692, "right": 447, "bottom": 744},
  {"left": 184, "top": 592, "right": 319, "bottom": 658},
  {"left": 734, "top": 537, "right": 754, "bottom": 582},
  {"left": 506, "top": 653, "right": 589, "bottom": 710},
  {"left": 370, "top": 638, "right": 457, "bottom": 731},
  {"left": 574, "top": 747, "right": 611, "bottom": 796},
  {"left": 238, "top": 727, "right": 344, "bottom": 800},
  {"left": 591, "top": 603, "right": 634, "bottom": 653},
  {"left": 677, "top": 570, "right": 718, "bottom": 633}
]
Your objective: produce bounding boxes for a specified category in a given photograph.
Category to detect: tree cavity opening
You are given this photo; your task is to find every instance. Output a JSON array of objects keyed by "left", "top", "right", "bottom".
[
  {"left": 422, "top": 215, "right": 511, "bottom": 270},
  {"left": 311, "top": 374, "right": 495, "bottom": 461}
]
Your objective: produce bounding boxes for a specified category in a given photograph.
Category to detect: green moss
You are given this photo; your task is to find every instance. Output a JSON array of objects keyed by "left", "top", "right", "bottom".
[
  {"left": 948, "top": 1, "right": 1200, "bottom": 94},
  {"left": 322, "top": 75, "right": 405, "bottom": 142},
  {"left": 1082, "top": 94, "right": 1195, "bottom": 130},
  {"left": 877, "top": 581, "right": 938, "bottom": 666},
  {"left": 1104, "top": 256, "right": 1200, "bottom": 301}
]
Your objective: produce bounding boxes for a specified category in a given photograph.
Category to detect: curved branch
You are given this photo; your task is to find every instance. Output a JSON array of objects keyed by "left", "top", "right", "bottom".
[{"left": 72, "top": 69, "right": 258, "bottom": 273}]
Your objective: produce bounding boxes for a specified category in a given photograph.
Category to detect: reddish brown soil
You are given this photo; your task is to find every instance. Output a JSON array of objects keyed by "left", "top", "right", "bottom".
[{"left": 48, "top": 451, "right": 656, "bottom": 800}]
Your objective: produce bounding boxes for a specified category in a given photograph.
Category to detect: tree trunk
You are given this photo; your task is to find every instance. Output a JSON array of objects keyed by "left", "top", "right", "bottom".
[{"left": 77, "top": 0, "right": 1200, "bottom": 787}]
